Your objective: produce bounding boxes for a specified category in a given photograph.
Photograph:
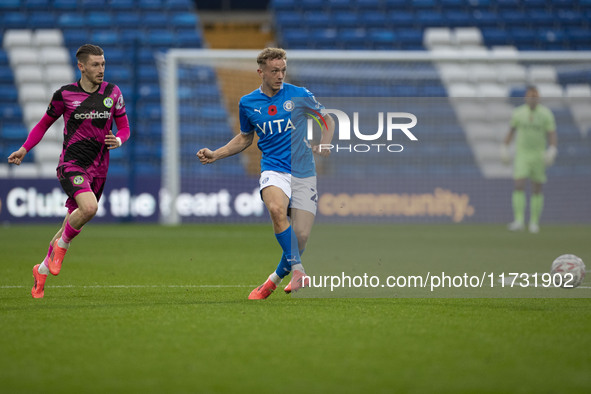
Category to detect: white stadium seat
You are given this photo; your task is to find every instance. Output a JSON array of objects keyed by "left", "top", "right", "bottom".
[
  {"left": 14, "top": 65, "right": 43, "bottom": 84},
  {"left": 424, "top": 27, "right": 453, "bottom": 48},
  {"left": 528, "top": 66, "right": 557, "bottom": 84},
  {"left": 454, "top": 27, "right": 483, "bottom": 47},
  {"left": 2, "top": 29, "right": 34, "bottom": 49},
  {"left": 40, "top": 47, "right": 71, "bottom": 65},
  {"left": 8, "top": 47, "right": 38, "bottom": 67},
  {"left": 18, "top": 83, "right": 49, "bottom": 104},
  {"left": 33, "top": 29, "right": 65, "bottom": 47}
]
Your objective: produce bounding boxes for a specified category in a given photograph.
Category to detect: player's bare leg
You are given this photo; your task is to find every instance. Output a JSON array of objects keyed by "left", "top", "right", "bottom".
[
  {"left": 249, "top": 186, "right": 302, "bottom": 300},
  {"left": 48, "top": 192, "right": 98, "bottom": 275},
  {"left": 529, "top": 182, "right": 544, "bottom": 233},
  {"left": 284, "top": 208, "right": 314, "bottom": 293},
  {"left": 508, "top": 178, "right": 526, "bottom": 231}
]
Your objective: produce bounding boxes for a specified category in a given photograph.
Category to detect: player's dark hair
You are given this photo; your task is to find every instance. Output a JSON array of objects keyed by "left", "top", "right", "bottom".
[
  {"left": 76, "top": 44, "right": 104, "bottom": 63},
  {"left": 526, "top": 85, "right": 538, "bottom": 92},
  {"left": 257, "top": 48, "right": 286, "bottom": 67}
]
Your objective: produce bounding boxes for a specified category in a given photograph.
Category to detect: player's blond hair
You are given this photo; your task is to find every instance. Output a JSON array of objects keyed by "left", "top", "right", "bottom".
[
  {"left": 76, "top": 44, "right": 104, "bottom": 64},
  {"left": 257, "top": 48, "right": 286, "bottom": 67}
]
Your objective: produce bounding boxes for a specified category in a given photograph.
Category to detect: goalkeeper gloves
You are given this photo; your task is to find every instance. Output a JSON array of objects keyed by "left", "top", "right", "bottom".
[{"left": 545, "top": 145, "right": 557, "bottom": 166}]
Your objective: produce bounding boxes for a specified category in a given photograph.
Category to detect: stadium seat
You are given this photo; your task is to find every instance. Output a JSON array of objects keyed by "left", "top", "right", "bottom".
[
  {"left": 39, "top": 47, "right": 71, "bottom": 65},
  {"left": 143, "top": 12, "right": 172, "bottom": 29},
  {"left": 423, "top": 27, "right": 453, "bottom": 49},
  {"left": 108, "top": 0, "right": 135, "bottom": 10},
  {"left": 53, "top": 0, "right": 78, "bottom": 10},
  {"left": 0, "top": 84, "right": 19, "bottom": 102},
  {"left": 58, "top": 13, "right": 86, "bottom": 28},
  {"left": 28, "top": 12, "right": 57, "bottom": 29},
  {"left": 175, "top": 30, "right": 203, "bottom": 48},
  {"left": 529, "top": 65, "right": 558, "bottom": 84},
  {"left": 333, "top": 12, "right": 359, "bottom": 28},
  {"left": 17, "top": 83, "right": 48, "bottom": 104},
  {"left": 139, "top": 0, "right": 164, "bottom": 10},
  {"left": 46, "top": 65, "right": 75, "bottom": 84},
  {"left": 14, "top": 65, "right": 43, "bottom": 84},
  {"left": 3, "top": 30, "right": 34, "bottom": 49},
  {"left": 388, "top": 11, "right": 415, "bottom": 28},
  {"left": 7, "top": 48, "right": 37, "bottom": 67},
  {"left": 87, "top": 13, "right": 114, "bottom": 28},
  {"left": 33, "top": 29, "right": 65, "bottom": 47},
  {"left": 166, "top": 0, "right": 194, "bottom": 11},
  {"left": 565, "top": 84, "right": 591, "bottom": 98},
  {"left": 171, "top": 13, "right": 199, "bottom": 28},
  {"left": 90, "top": 31, "right": 121, "bottom": 46},
  {"left": 454, "top": 28, "right": 483, "bottom": 47}
]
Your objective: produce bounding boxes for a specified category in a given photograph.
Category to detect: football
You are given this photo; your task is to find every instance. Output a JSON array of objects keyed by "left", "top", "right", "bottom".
[{"left": 550, "top": 254, "right": 586, "bottom": 289}]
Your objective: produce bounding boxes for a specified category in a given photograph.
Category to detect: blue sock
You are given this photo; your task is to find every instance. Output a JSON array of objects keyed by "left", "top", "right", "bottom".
[{"left": 274, "top": 226, "right": 300, "bottom": 279}]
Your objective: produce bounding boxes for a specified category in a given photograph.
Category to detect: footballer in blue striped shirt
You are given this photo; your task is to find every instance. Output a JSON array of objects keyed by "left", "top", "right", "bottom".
[{"left": 197, "top": 48, "right": 334, "bottom": 299}]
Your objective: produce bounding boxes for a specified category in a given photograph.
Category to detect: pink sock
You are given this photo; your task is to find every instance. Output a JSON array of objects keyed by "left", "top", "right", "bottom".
[
  {"left": 42, "top": 242, "right": 54, "bottom": 267},
  {"left": 61, "top": 220, "right": 81, "bottom": 244}
]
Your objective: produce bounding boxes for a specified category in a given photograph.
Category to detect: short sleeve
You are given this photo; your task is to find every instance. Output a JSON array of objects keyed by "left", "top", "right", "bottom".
[
  {"left": 545, "top": 108, "right": 556, "bottom": 132},
  {"left": 239, "top": 100, "right": 254, "bottom": 133}
]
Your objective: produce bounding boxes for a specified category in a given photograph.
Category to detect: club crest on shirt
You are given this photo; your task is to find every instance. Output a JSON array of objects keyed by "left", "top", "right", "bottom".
[
  {"left": 103, "top": 97, "right": 113, "bottom": 108},
  {"left": 283, "top": 100, "right": 294, "bottom": 112},
  {"left": 73, "top": 175, "right": 84, "bottom": 185}
]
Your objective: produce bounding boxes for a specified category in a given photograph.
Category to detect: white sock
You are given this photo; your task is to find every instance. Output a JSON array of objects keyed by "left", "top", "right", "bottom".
[
  {"left": 38, "top": 261, "right": 50, "bottom": 275},
  {"left": 57, "top": 238, "right": 70, "bottom": 249},
  {"left": 291, "top": 263, "right": 305, "bottom": 273},
  {"left": 269, "top": 272, "right": 282, "bottom": 286}
]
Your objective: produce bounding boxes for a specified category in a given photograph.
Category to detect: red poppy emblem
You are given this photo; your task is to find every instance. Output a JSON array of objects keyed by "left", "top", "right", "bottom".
[{"left": 268, "top": 105, "right": 278, "bottom": 116}]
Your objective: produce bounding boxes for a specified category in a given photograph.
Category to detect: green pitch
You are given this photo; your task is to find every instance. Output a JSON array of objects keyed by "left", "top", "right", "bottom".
[{"left": 1, "top": 223, "right": 590, "bottom": 393}]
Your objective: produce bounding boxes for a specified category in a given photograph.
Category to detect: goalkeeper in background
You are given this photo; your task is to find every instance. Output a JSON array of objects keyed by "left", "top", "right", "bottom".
[
  {"left": 197, "top": 47, "right": 334, "bottom": 299},
  {"left": 501, "top": 86, "right": 557, "bottom": 233}
]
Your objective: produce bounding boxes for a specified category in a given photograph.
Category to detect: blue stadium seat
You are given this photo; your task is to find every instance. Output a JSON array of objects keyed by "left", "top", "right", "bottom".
[
  {"left": 500, "top": 11, "right": 528, "bottom": 27},
  {"left": 87, "top": 13, "right": 114, "bottom": 28},
  {"left": 356, "top": 0, "right": 382, "bottom": 10},
  {"left": 389, "top": 11, "right": 416, "bottom": 28},
  {"left": 81, "top": 0, "right": 108, "bottom": 10},
  {"left": 339, "top": 28, "right": 368, "bottom": 49},
  {"left": 412, "top": 0, "right": 438, "bottom": 9},
  {"left": 0, "top": 0, "right": 21, "bottom": 11},
  {"left": 1, "top": 104, "right": 23, "bottom": 122},
  {"left": 274, "top": 12, "right": 303, "bottom": 28},
  {"left": 58, "top": 13, "right": 86, "bottom": 28},
  {"left": 0, "top": 84, "right": 18, "bottom": 102},
  {"left": 90, "top": 30, "right": 121, "bottom": 46},
  {"left": 138, "top": 65, "right": 159, "bottom": 82},
  {"left": 301, "top": 0, "right": 326, "bottom": 11},
  {"left": 107, "top": 65, "right": 132, "bottom": 81},
  {"left": 396, "top": 29, "right": 423, "bottom": 48},
  {"left": 171, "top": 13, "right": 199, "bottom": 28},
  {"left": 360, "top": 11, "right": 388, "bottom": 28},
  {"left": 481, "top": 28, "right": 510, "bottom": 46},
  {"left": 143, "top": 12, "right": 171, "bottom": 29},
  {"left": 175, "top": 30, "right": 203, "bottom": 47},
  {"left": 166, "top": 0, "right": 194, "bottom": 11},
  {"left": 327, "top": 0, "right": 353, "bottom": 11},
  {"left": 53, "top": 0, "right": 78, "bottom": 10},
  {"left": 23, "top": 0, "right": 51, "bottom": 10},
  {"left": 416, "top": 11, "right": 446, "bottom": 28},
  {"left": 108, "top": 0, "right": 134, "bottom": 11},
  {"left": 272, "top": 0, "right": 299, "bottom": 12},
  {"left": 281, "top": 29, "right": 309, "bottom": 48},
  {"left": 304, "top": 12, "right": 332, "bottom": 28},
  {"left": 114, "top": 13, "right": 141, "bottom": 27},
  {"left": 333, "top": 12, "right": 359, "bottom": 28},
  {"left": 471, "top": 10, "right": 498, "bottom": 27},
  {"left": 29, "top": 11, "right": 57, "bottom": 29},
  {"left": 528, "top": 10, "right": 555, "bottom": 28},
  {"left": 3, "top": 13, "right": 28, "bottom": 28},
  {"left": 139, "top": 0, "right": 164, "bottom": 9},
  {"left": 145, "top": 30, "right": 175, "bottom": 46},
  {"left": 444, "top": 10, "right": 472, "bottom": 27}
]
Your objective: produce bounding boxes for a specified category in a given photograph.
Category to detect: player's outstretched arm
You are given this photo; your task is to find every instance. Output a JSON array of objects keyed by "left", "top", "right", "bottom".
[
  {"left": 8, "top": 147, "right": 27, "bottom": 165},
  {"left": 312, "top": 114, "right": 335, "bottom": 157},
  {"left": 197, "top": 132, "right": 254, "bottom": 165}
]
